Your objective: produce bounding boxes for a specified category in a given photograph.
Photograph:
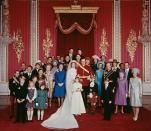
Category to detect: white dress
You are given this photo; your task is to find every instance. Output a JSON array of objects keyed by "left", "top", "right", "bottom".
[
  {"left": 41, "top": 64, "right": 79, "bottom": 129},
  {"left": 71, "top": 82, "right": 86, "bottom": 115}
]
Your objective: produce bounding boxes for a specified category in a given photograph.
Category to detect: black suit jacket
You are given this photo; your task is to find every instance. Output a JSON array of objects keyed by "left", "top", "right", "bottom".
[
  {"left": 102, "top": 82, "right": 114, "bottom": 103},
  {"left": 9, "top": 77, "right": 19, "bottom": 96},
  {"left": 31, "top": 68, "right": 39, "bottom": 77},
  {"left": 24, "top": 72, "right": 32, "bottom": 81},
  {"left": 125, "top": 69, "right": 132, "bottom": 85},
  {"left": 15, "top": 83, "right": 28, "bottom": 101}
]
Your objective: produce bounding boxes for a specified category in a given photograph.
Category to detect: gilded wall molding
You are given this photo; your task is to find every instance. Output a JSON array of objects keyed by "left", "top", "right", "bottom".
[
  {"left": 126, "top": 29, "right": 137, "bottom": 63},
  {"left": 43, "top": 28, "right": 53, "bottom": 57},
  {"left": 12, "top": 30, "right": 24, "bottom": 63},
  {"left": 53, "top": 6, "right": 99, "bottom": 14},
  {"left": 99, "top": 28, "right": 109, "bottom": 57}
]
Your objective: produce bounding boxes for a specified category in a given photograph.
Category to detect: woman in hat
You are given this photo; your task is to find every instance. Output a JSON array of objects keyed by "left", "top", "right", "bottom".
[
  {"left": 45, "top": 64, "right": 54, "bottom": 108},
  {"left": 53, "top": 64, "right": 66, "bottom": 107},
  {"left": 129, "top": 68, "right": 142, "bottom": 121},
  {"left": 91, "top": 55, "right": 100, "bottom": 73},
  {"left": 95, "top": 62, "right": 104, "bottom": 106},
  {"left": 114, "top": 71, "right": 128, "bottom": 114}
]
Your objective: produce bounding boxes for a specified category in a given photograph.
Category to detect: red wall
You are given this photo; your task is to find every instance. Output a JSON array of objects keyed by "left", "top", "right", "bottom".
[
  {"left": 39, "top": 1, "right": 56, "bottom": 61},
  {"left": 8, "top": 0, "right": 142, "bottom": 78},
  {"left": 121, "top": 1, "right": 143, "bottom": 77},
  {"left": 8, "top": 0, "right": 30, "bottom": 78},
  {"left": 94, "top": 1, "right": 113, "bottom": 60}
]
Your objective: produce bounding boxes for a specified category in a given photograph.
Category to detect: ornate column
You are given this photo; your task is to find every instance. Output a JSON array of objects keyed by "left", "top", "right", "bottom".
[
  {"left": 144, "top": 0, "right": 151, "bottom": 83},
  {"left": 113, "top": 0, "right": 121, "bottom": 61},
  {"left": 138, "top": 0, "right": 151, "bottom": 95},
  {"left": 0, "top": 2, "right": 2, "bottom": 33},
  {"left": 0, "top": 0, "right": 11, "bottom": 82},
  {"left": 140, "top": 0, "right": 151, "bottom": 82},
  {"left": 30, "top": 0, "right": 39, "bottom": 66},
  {"left": 0, "top": 0, "right": 11, "bottom": 95},
  {"left": 144, "top": 0, "right": 151, "bottom": 95},
  {"left": 0, "top": 2, "right": 3, "bottom": 82}
]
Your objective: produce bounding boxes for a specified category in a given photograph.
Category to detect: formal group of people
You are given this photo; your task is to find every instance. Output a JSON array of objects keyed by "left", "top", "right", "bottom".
[{"left": 8, "top": 48, "right": 143, "bottom": 128}]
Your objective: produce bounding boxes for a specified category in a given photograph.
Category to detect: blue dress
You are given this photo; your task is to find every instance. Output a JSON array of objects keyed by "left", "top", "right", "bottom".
[
  {"left": 95, "top": 69, "right": 104, "bottom": 96},
  {"left": 53, "top": 70, "right": 66, "bottom": 97}
]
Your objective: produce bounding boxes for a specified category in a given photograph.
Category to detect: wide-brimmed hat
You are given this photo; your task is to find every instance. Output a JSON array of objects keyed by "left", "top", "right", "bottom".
[
  {"left": 112, "top": 59, "right": 119, "bottom": 63},
  {"left": 132, "top": 68, "right": 140, "bottom": 75},
  {"left": 92, "top": 55, "right": 100, "bottom": 60},
  {"left": 37, "top": 60, "right": 41, "bottom": 63}
]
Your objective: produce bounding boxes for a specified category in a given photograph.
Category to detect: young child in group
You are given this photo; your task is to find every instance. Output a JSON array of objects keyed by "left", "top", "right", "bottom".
[
  {"left": 15, "top": 75, "right": 28, "bottom": 123},
  {"left": 102, "top": 78, "right": 114, "bottom": 120},
  {"left": 129, "top": 68, "right": 142, "bottom": 121},
  {"left": 26, "top": 80, "right": 37, "bottom": 121},
  {"left": 87, "top": 89, "right": 98, "bottom": 114},
  {"left": 114, "top": 71, "right": 128, "bottom": 114},
  {"left": 35, "top": 82, "right": 48, "bottom": 121},
  {"left": 87, "top": 76, "right": 98, "bottom": 114},
  {"left": 89, "top": 76, "right": 98, "bottom": 94},
  {"left": 71, "top": 77, "right": 86, "bottom": 115}
]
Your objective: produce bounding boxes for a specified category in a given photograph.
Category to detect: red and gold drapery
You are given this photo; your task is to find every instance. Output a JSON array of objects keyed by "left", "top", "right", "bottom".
[
  {"left": 56, "top": 13, "right": 96, "bottom": 35},
  {"left": 56, "top": 13, "right": 95, "bottom": 56}
]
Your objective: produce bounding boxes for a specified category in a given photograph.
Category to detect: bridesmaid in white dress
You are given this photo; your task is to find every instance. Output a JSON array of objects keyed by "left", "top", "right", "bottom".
[
  {"left": 129, "top": 68, "right": 142, "bottom": 121},
  {"left": 71, "top": 77, "right": 86, "bottom": 115}
]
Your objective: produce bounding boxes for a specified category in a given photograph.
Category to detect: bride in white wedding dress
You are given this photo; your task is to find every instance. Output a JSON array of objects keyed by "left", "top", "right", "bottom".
[{"left": 41, "top": 60, "right": 79, "bottom": 129}]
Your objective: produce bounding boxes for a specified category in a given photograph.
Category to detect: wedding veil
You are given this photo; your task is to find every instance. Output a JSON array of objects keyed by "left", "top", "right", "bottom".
[{"left": 41, "top": 60, "right": 79, "bottom": 129}]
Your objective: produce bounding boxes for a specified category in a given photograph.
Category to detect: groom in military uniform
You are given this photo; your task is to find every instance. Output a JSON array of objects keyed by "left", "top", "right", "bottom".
[{"left": 77, "top": 58, "right": 93, "bottom": 108}]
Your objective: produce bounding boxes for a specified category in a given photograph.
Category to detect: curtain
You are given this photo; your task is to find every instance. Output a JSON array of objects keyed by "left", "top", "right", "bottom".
[
  {"left": 8, "top": 0, "right": 30, "bottom": 78},
  {"left": 39, "top": 1, "right": 113, "bottom": 60},
  {"left": 57, "top": 29, "right": 94, "bottom": 57},
  {"left": 56, "top": 13, "right": 96, "bottom": 35},
  {"left": 57, "top": 13, "right": 94, "bottom": 57},
  {"left": 121, "top": 1, "right": 143, "bottom": 78}
]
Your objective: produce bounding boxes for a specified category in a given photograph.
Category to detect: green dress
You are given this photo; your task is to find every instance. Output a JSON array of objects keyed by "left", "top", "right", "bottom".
[{"left": 36, "top": 90, "right": 48, "bottom": 109}]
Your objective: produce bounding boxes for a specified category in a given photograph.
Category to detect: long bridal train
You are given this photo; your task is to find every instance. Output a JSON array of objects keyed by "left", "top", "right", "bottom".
[
  {"left": 41, "top": 61, "right": 79, "bottom": 129},
  {"left": 41, "top": 97, "right": 79, "bottom": 129}
]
